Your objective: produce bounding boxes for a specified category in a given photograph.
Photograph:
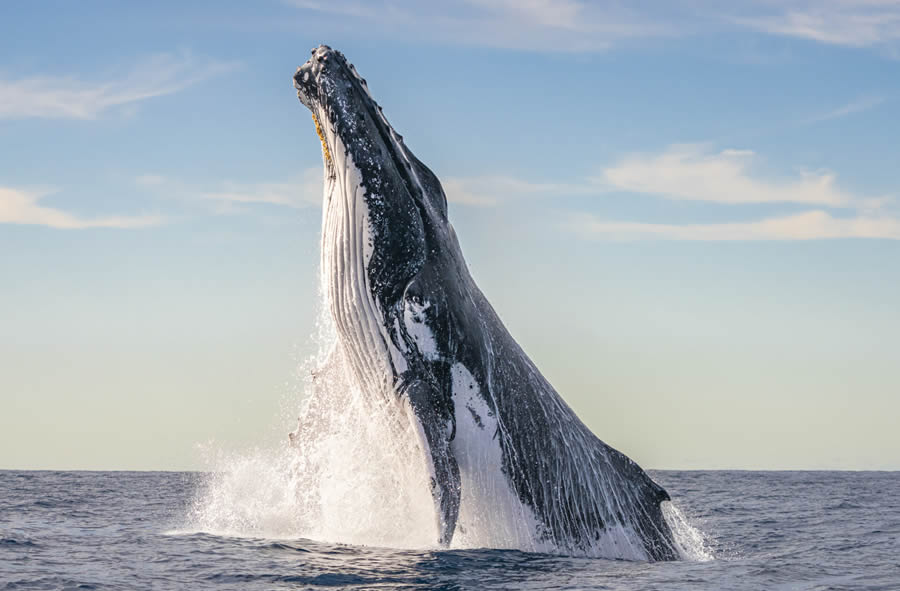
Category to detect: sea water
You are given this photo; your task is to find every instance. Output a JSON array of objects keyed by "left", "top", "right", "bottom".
[{"left": 2, "top": 470, "right": 898, "bottom": 590}]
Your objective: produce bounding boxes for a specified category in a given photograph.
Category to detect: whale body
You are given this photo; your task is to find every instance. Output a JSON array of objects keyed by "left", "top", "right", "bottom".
[{"left": 292, "top": 45, "right": 680, "bottom": 561}]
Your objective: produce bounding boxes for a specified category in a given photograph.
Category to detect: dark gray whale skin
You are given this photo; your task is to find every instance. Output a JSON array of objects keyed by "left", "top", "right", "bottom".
[{"left": 293, "top": 45, "right": 679, "bottom": 561}]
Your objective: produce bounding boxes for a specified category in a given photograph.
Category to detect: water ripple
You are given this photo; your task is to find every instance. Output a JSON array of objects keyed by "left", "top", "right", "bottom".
[{"left": 1, "top": 470, "right": 898, "bottom": 590}]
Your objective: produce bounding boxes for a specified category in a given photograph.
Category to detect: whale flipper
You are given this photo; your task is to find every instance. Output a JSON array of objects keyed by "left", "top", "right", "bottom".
[{"left": 403, "top": 378, "right": 461, "bottom": 545}]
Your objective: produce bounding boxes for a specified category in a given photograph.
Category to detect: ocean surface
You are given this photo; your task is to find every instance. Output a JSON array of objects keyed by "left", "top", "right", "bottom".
[{"left": 1, "top": 470, "right": 898, "bottom": 590}]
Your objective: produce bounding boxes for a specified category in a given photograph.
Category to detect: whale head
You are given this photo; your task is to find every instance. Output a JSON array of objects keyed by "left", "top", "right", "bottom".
[
  {"left": 293, "top": 46, "right": 457, "bottom": 308},
  {"left": 292, "top": 43, "right": 466, "bottom": 367}
]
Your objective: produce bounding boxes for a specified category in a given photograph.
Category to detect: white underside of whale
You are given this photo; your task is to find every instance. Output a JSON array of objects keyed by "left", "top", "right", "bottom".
[{"left": 448, "top": 362, "right": 547, "bottom": 550}]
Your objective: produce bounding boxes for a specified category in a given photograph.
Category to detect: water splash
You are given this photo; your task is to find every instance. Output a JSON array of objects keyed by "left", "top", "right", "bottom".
[
  {"left": 185, "top": 303, "right": 439, "bottom": 548},
  {"left": 663, "top": 503, "right": 716, "bottom": 561},
  {"left": 184, "top": 344, "right": 713, "bottom": 561},
  {"left": 183, "top": 263, "right": 713, "bottom": 560}
]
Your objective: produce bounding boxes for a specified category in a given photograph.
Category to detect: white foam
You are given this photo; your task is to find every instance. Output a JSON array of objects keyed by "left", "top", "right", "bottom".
[
  {"left": 184, "top": 343, "right": 438, "bottom": 548},
  {"left": 662, "top": 502, "right": 716, "bottom": 561}
]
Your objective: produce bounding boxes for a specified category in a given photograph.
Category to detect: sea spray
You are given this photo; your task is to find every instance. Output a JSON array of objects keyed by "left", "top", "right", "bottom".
[
  {"left": 662, "top": 502, "right": 715, "bottom": 561},
  {"left": 186, "top": 311, "right": 439, "bottom": 548},
  {"left": 183, "top": 271, "right": 713, "bottom": 558},
  {"left": 184, "top": 348, "right": 712, "bottom": 560}
]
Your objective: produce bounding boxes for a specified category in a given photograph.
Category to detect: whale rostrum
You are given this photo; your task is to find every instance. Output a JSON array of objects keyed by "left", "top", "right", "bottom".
[{"left": 292, "top": 45, "right": 680, "bottom": 561}]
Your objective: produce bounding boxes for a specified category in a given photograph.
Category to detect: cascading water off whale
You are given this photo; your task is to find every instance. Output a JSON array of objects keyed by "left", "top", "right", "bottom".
[{"left": 289, "top": 45, "right": 683, "bottom": 561}]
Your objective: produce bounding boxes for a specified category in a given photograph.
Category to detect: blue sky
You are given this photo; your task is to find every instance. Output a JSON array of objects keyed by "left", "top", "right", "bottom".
[{"left": 2, "top": 0, "right": 899, "bottom": 470}]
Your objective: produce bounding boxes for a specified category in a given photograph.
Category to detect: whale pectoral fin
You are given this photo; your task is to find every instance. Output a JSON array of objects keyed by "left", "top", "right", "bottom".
[
  {"left": 426, "top": 428, "right": 461, "bottom": 547},
  {"left": 405, "top": 378, "right": 460, "bottom": 547}
]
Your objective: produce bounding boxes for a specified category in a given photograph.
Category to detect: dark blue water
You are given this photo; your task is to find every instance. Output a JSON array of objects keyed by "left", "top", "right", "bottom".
[{"left": 2, "top": 470, "right": 898, "bottom": 590}]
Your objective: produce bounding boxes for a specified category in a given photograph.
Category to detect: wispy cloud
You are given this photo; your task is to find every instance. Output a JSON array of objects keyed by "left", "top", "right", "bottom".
[
  {"left": 0, "top": 169, "right": 320, "bottom": 230},
  {"left": 587, "top": 142, "right": 898, "bottom": 240},
  {"left": 729, "top": 0, "right": 900, "bottom": 48},
  {"left": 443, "top": 175, "right": 594, "bottom": 206},
  {"left": 201, "top": 171, "right": 322, "bottom": 210},
  {"left": 135, "top": 174, "right": 167, "bottom": 187},
  {"left": 804, "top": 95, "right": 887, "bottom": 123},
  {"left": 600, "top": 143, "right": 885, "bottom": 208},
  {"left": 443, "top": 142, "right": 897, "bottom": 241},
  {"left": 138, "top": 168, "right": 322, "bottom": 214},
  {"left": 286, "top": 0, "right": 900, "bottom": 52},
  {"left": 285, "top": 0, "right": 676, "bottom": 52},
  {"left": 0, "top": 186, "right": 163, "bottom": 229},
  {"left": 572, "top": 210, "right": 900, "bottom": 241},
  {"left": 0, "top": 53, "right": 239, "bottom": 120},
  {"left": 443, "top": 143, "right": 889, "bottom": 210}
]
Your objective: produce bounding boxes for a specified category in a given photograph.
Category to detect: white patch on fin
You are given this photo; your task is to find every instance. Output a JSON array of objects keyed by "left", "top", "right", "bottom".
[
  {"left": 403, "top": 299, "right": 439, "bottom": 360},
  {"left": 448, "top": 363, "right": 547, "bottom": 552}
]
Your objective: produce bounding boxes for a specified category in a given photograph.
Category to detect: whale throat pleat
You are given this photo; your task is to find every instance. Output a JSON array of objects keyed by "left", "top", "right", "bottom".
[{"left": 321, "top": 134, "right": 393, "bottom": 398}]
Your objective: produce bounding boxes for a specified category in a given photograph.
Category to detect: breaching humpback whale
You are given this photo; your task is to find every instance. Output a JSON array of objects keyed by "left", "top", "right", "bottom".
[{"left": 293, "top": 45, "right": 679, "bottom": 561}]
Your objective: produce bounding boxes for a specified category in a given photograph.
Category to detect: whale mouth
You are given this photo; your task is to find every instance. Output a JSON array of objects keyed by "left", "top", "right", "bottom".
[
  {"left": 292, "top": 46, "right": 325, "bottom": 110},
  {"left": 293, "top": 44, "right": 397, "bottom": 187},
  {"left": 293, "top": 72, "right": 317, "bottom": 114},
  {"left": 294, "top": 63, "right": 333, "bottom": 176},
  {"left": 293, "top": 46, "right": 339, "bottom": 175},
  {"left": 291, "top": 45, "right": 436, "bottom": 220}
]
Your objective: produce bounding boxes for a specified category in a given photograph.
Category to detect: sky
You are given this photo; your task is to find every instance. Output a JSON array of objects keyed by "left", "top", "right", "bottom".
[{"left": 1, "top": 0, "right": 899, "bottom": 471}]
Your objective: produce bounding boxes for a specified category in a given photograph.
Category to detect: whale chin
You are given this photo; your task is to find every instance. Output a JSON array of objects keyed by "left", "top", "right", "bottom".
[{"left": 292, "top": 45, "right": 681, "bottom": 561}]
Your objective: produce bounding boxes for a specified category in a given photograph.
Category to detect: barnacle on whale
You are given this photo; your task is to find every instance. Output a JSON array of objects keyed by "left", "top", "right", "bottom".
[{"left": 312, "top": 113, "right": 331, "bottom": 162}]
